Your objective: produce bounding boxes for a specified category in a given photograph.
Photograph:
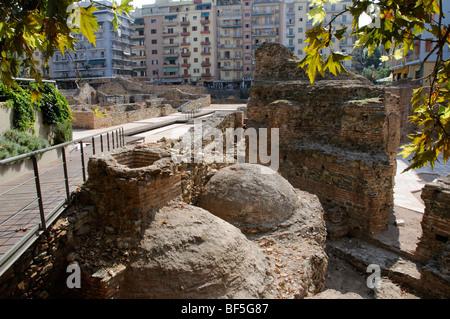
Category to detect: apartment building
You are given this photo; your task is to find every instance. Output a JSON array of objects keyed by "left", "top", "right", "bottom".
[
  {"left": 50, "top": 1, "right": 134, "bottom": 87},
  {"left": 132, "top": 0, "right": 215, "bottom": 86},
  {"left": 389, "top": 1, "right": 450, "bottom": 86},
  {"left": 132, "top": 0, "right": 356, "bottom": 88}
]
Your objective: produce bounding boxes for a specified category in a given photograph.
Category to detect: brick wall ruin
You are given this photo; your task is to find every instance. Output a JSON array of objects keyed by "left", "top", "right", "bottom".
[
  {"left": 247, "top": 43, "right": 401, "bottom": 236},
  {"left": 68, "top": 80, "right": 211, "bottom": 130}
]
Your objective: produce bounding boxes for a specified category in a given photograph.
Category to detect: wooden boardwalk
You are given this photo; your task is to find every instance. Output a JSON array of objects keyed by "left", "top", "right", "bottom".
[{"left": 0, "top": 141, "right": 92, "bottom": 256}]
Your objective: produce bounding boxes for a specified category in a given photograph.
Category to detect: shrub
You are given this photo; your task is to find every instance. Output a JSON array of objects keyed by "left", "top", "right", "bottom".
[
  {"left": 0, "top": 129, "right": 50, "bottom": 161},
  {"left": 52, "top": 121, "right": 73, "bottom": 145}
]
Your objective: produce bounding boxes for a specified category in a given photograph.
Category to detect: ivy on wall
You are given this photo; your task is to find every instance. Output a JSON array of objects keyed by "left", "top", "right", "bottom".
[{"left": 0, "top": 82, "right": 73, "bottom": 145}]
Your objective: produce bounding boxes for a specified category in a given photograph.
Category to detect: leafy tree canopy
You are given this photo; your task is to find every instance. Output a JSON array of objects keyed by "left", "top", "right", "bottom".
[
  {"left": 300, "top": 0, "right": 450, "bottom": 172},
  {"left": 0, "top": 0, "right": 133, "bottom": 92}
]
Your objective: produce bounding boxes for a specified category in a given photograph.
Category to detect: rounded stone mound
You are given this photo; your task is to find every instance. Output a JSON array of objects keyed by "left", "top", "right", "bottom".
[
  {"left": 197, "top": 163, "right": 298, "bottom": 232},
  {"left": 117, "top": 203, "right": 270, "bottom": 299}
]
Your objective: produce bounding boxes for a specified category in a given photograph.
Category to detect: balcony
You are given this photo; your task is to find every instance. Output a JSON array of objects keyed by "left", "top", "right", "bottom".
[
  {"left": 218, "top": 23, "right": 242, "bottom": 28},
  {"left": 201, "top": 51, "right": 211, "bottom": 56},
  {"left": 163, "top": 42, "right": 179, "bottom": 47},
  {"left": 180, "top": 21, "right": 190, "bottom": 26},
  {"left": 200, "top": 19, "right": 210, "bottom": 25},
  {"left": 180, "top": 42, "right": 191, "bottom": 46},
  {"left": 163, "top": 32, "right": 178, "bottom": 37},
  {"left": 200, "top": 30, "right": 211, "bottom": 34},
  {"left": 217, "top": 56, "right": 241, "bottom": 60},
  {"left": 163, "top": 73, "right": 180, "bottom": 78},
  {"left": 180, "top": 31, "right": 190, "bottom": 36},
  {"left": 252, "top": 32, "right": 279, "bottom": 37},
  {"left": 163, "top": 16, "right": 179, "bottom": 26},
  {"left": 201, "top": 61, "right": 211, "bottom": 67},
  {"left": 182, "top": 74, "right": 191, "bottom": 78},
  {"left": 217, "top": 44, "right": 238, "bottom": 49},
  {"left": 163, "top": 52, "right": 179, "bottom": 57},
  {"left": 201, "top": 73, "right": 212, "bottom": 77},
  {"left": 252, "top": 10, "right": 278, "bottom": 16},
  {"left": 181, "top": 52, "right": 191, "bottom": 57},
  {"left": 181, "top": 63, "right": 191, "bottom": 67},
  {"left": 201, "top": 41, "right": 211, "bottom": 45}
]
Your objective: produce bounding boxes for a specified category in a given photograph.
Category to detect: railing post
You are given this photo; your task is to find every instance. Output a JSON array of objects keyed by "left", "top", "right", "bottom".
[
  {"left": 80, "top": 141, "right": 86, "bottom": 182},
  {"left": 121, "top": 127, "right": 125, "bottom": 146},
  {"left": 31, "top": 155, "right": 47, "bottom": 231},
  {"left": 92, "top": 136, "right": 96, "bottom": 155},
  {"left": 107, "top": 133, "right": 110, "bottom": 151},
  {"left": 116, "top": 129, "right": 119, "bottom": 148},
  {"left": 112, "top": 131, "right": 115, "bottom": 149},
  {"left": 100, "top": 134, "right": 104, "bottom": 152},
  {"left": 61, "top": 147, "right": 71, "bottom": 206}
]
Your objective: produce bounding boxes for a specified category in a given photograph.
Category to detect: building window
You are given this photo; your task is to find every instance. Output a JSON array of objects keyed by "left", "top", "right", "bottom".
[
  {"left": 298, "top": 27, "right": 303, "bottom": 33},
  {"left": 193, "top": 16, "right": 197, "bottom": 20},
  {"left": 194, "top": 47, "right": 198, "bottom": 52},
  {"left": 151, "top": 29, "right": 157, "bottom": 34},
  {"left": 193, "top": 26, "right": 197, "bottom": 31},
  {"left": 152, "top": 60, "right": 158, "bottom": 65},
  {"left": 245, "top": 2, "right": 249, "bottom": 6},
  {"left": 298, "top": 6, "right": 303, "bottom": 10},
  {"left": 153, "top": 70, "right": 158, "bottom": 75},
  {"left": 298, "top": 39, "right": 303, "bottom": 44},
  {"left": 151, "top": 19, "right": 156, "bottom": 23},
  {"left": 194, "top": 37, "right": 198, "bottom": 41},
  {"left": 194, "top": 58, "right": 198, "bottom": 62},
  {"left": 152, "top": 39, "right": 157, "bottom": 44},
  {"left": 152, "top": 50, "right": 157, "bottom": 54}
]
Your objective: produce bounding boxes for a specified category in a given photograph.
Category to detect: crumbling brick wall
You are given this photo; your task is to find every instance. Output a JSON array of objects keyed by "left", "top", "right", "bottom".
[{"left": 247, "top": 43, "right": 401, "bottom": 236}]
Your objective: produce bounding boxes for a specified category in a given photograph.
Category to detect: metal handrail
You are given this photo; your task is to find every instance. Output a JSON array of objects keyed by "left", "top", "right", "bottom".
[
  {"left": 0, "top": 127, "right": 124, "bottom": 165},
  {"left": 0, "top": 126, "right": 125, "bottom": 277}
]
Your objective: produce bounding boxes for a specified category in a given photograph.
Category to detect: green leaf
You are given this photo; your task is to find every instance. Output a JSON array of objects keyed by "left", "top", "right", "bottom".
[
  {"left": 77, "top": 5, "right": 100, "bottom": 45},
  {"left": 307, "top": 7, "right": 326, "bottom": 26},
  {"left": 394, "top": 49, "right": 404, "bottom": 60}
]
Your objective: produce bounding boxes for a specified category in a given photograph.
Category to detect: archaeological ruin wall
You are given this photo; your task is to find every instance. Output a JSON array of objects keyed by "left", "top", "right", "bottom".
[
  {"left": 247, "top": 43, "right": 401, "bottom": 237},
  {"left": 69, "top": 80, "right": 211, "bottom": 130}
]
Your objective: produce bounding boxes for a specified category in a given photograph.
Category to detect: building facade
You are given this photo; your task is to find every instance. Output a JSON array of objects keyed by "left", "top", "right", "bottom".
[
  {"left": 132, "top": 0, "right": 356, "bottom": 88},
  {"left": 50, "top": 1, "right": 134, "bottom": 88},
  {"left": 389, "top": 1, "right": 450, "bottom": 86}
]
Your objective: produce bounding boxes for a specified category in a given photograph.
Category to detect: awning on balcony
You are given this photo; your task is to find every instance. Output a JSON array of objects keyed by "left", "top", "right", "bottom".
[
  {"left": 164, "top": 15, "right": 177, "bottom": 19},
  {"left": 87, "top": 59, "right": 106, "bottom": 64},
  {"left": 164, "top": 67, "right": 179, "bottom": 72},
  {"left": 164, "top": 57, "right": 178, "bottom": 61},
  {"left": 201, "top": 12, "right": 210, "bottom": 17}
]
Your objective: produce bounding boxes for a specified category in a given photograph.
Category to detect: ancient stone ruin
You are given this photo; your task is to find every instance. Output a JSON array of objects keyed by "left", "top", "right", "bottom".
[
  {"left": 247, "top": 42, "right": 401, "bottom": 237},
  {"left": 61, "top": 136, "right": 327, "bottom": 298},
  {"left": 66, "top": 79, "right": 210, "bottom": 129},
  {"left": 1, "top": 43, "right": 449, "bottom": 300}
]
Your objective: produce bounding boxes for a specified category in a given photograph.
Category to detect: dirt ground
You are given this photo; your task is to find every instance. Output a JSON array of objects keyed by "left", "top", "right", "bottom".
[{"left": 311, "top": 247, "right": 425, "bottom": 299}]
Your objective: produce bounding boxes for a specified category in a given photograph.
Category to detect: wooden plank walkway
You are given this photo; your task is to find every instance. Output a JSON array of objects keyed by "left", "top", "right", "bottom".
[
  {"left": 0, "top": 142, "right": 92, "bottom": 256},
  {"left": 0, "top": 129, "right": 129, "bottom": 260}
]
